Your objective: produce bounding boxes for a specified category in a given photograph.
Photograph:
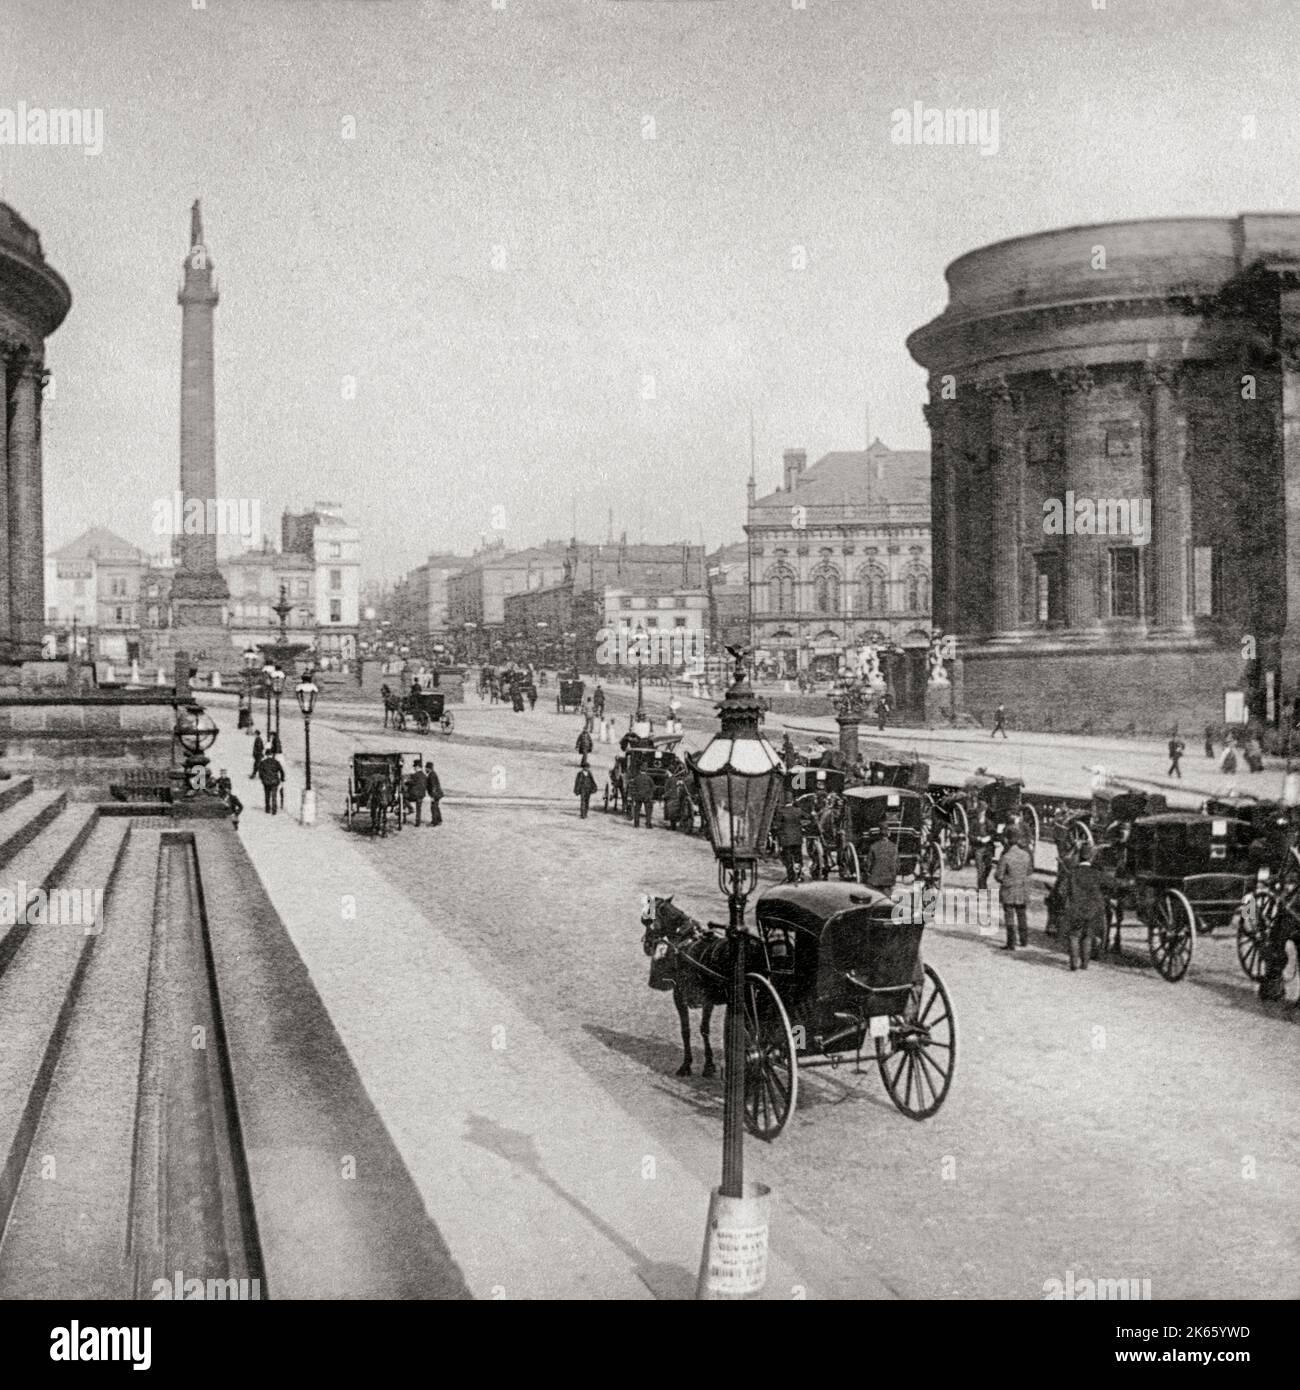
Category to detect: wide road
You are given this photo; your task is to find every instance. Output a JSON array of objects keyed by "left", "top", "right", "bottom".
[{"left": 244, "top": 681, "right": 1300, "bottom": 1299}]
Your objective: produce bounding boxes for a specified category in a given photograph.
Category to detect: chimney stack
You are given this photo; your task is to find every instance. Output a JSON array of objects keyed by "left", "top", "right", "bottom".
[{"left": 783, "top": 448, "right": 807, "bottom": 492}]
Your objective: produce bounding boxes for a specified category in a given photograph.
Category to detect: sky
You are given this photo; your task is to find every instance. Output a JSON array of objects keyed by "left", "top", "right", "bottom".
[{"left": 2, "top": 0, "right": 1299, "bottom": 579}]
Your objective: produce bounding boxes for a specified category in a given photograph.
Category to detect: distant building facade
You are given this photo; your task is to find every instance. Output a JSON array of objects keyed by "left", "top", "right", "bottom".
[
  {"left": 746, "top": 441, "right": 932, "bottom": 678},
  {"left": 447, "top": 542, "right": 569, "bottom": 659}
]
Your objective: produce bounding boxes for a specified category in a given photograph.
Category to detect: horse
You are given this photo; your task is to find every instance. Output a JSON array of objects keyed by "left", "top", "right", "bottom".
[{"left": 640, "top": 894, "right": 732, "bottom": 1077}]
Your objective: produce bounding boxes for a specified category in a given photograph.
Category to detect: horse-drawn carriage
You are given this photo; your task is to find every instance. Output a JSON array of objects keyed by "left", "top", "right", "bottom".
[
  {"left": 867, "top": 758, "right": 930, "bottom": 790},
  {"left": 939, "top": 772, "right": 1038, "bottom": 868},
  {"left": 603, "top": 735, "right": 684, "bottom": 816},
  {"left": 556, "top": 674, "right": 585, "bottom": 714},
  {"left": 641, "top": 881, "right": 957, "bottom": 1141},
  {"left": 384, "top": 685, "right": 453, "bottom": 735},
  {"left": 1109, "top": 811, "right": 1260, "bottom": 982},
  {"left": 344, "top": 752, "right": 407, "bottom": 836},
  {"left": 838, "top": 785, "right": 943, "bottom": 889},
  {"left": 1064, "top": 784, "right": 1167, "bottom": 853},
  {"left": 785, "top": 767, "right": 847, "bottom": 878}
]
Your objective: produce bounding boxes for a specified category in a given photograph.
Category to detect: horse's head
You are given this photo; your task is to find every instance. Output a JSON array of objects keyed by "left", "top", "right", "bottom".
[{"left": 640, "top": 894, "right": 697, "bottom": 955}]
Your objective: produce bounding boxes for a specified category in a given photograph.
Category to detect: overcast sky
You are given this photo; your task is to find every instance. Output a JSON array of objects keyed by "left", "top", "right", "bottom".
[{"left": 3, "top": 0, "right": 1297, "bottom": 578}]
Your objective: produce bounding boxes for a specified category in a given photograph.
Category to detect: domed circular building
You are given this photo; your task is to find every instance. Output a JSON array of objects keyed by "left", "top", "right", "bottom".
[
  {"left": 907, "top": 214, "right": 1300, "bottom": 733},
  {"left": 0, "top": 203, "right": 71, "bottom": 661}
]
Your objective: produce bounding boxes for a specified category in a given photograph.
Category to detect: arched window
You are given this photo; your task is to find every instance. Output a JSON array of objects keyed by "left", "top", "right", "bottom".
[
  {"left": 765, "top": 563, "right": 795, "bottom": 615},
  {"left": 904, "top": 566, "right": 931, "bottom": 614},
  {"left": 857, "top": 564, "right": 888, "bottom": 615},
  {"left": 811, "top": 562, "right": 840, "bottom": 614}
]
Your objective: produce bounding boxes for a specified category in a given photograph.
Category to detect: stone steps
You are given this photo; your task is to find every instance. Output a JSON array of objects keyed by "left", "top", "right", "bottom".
[
  {"left": 0, "top": 788, "right": 68, "bottom": 869},
  {"left": 0, "top": 815, "right": 130, "bottom": 1264},
  {"left": 0, "top": 804, "right": 100, "bottom": 979}
]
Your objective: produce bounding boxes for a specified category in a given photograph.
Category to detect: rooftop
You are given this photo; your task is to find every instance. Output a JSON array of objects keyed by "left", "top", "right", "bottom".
[
  {"left": 750, "top": 440, "right": 929, "bottom": 514},
  {"left": 51, "top": 527, "right": 142, "bottom": 564}
]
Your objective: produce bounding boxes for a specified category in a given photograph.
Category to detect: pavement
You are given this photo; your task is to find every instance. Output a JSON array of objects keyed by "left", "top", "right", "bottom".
[{"left": 223, "top": 684, "right": 1300, "bottom": 1300}]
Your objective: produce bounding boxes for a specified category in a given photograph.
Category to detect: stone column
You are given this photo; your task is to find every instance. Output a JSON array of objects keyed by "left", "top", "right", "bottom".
[
  {"left": 7, "top": 354, "right": 45, "bottom": 662},
  {"left": 1055, "top": 366, "right": 1099, "bottom": 631},
  {"left": 986, "top": 376, "right": 1021, "bottom": 634},
  {"left": 922, "top": 397, "right": 952, "bottom": 633},
  {"left": 1144, "top": 361, "right": 1190, "bottom": 631},
  {"left": 0, "top": 346, "right": 12, "bottom": 660}
]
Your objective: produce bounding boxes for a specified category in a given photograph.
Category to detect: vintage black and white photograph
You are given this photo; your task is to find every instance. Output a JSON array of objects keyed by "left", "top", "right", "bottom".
[{"left": 0, "top": 0, "right": 1295, "bottom": 1338}]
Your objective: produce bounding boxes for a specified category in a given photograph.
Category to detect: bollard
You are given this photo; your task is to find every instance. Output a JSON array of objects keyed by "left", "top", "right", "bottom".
[
  {"left": 300, "top": 789, "right": 317, "bottom": 826},
  {"left": 696, "top": 1182, "right": 771, "bottom": 1300}
]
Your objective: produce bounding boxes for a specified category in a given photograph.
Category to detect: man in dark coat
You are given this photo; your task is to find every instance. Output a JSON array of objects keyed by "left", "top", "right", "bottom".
[
  {"left": 631, "top": 767, "right": 657, "bottom": 828},
  {"left": 425, "top": 761, "right": 444, "bottom": 826},
  {"left": 406, "top": 758, "right": 429, "bottom": 826},
  {"left": 994, "top": 830, "right": 1034, "bottom": 950},
  {"left": 781, "top": 733, "right": 797, "bottom": 769},
  {"left": 258, "top": 750, "right": 284, "bottom": 814},
  {"left": 862, "top": 827, "right": 899, "bottom": 894},
  {"left": 592, "top": 685, "right": 605, "bottom": 718},
  {"left": 775, "top": 799, "right": 805, "bottom": 883},
  {"left": 250, "top": 730, "right": 265, "bottom": 780},
  {"left": 992, "top": 704, "right": 1008, "bottom": 738},
  {"left": 574, "top": 759, "right": 597, "bottom": 818},
  {"left": 576, "top": 728, "right": 594, "bottom": 758},
  {"left": 1167, "top": 732, "right": 1185, "bottom": 778},
  {"left": 1061, "top": 844, "right": 1106, "bottom": 970}
]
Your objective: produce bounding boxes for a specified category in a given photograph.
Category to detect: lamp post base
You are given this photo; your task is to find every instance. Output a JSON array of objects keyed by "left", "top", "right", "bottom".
[
  {"left": 696, "top": 1182, "right": 772, "bottom": 1300},
  {"left": 300, "top": 788, "right": 317, "bottom": 826}
]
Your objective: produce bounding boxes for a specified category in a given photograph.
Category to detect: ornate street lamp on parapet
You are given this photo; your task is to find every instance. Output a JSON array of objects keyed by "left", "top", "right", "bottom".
[{"left": 686, "top": 645, "right": 785, "bottom": 1299}]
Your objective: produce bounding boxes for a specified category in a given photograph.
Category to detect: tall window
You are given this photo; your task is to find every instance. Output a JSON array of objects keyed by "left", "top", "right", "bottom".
[
  {"left": 330, "top": 600, "right": 342, "bottom": 623},
  {"left": 904, "top": 566, "right": 930, "bottom": 614},
  {"left": 330, "top": 568, "right": 343, "bottom": 591},
  {"left": 811, "top": 563, "right": 840, "bottom": 614},
  {"left": 766, "top": 564, "right": 795, "bottom": 614},
  {"left": 1109, "top": 548, "right": 1139, "bottom": 619},
  {"left": 857, "top": 564, "right": 887, "bottom": 615}
]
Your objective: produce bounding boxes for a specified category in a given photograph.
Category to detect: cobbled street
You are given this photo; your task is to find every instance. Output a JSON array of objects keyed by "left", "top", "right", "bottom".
[{"left": 239, "top": 689, "right": 1300, "bottom": 1300}]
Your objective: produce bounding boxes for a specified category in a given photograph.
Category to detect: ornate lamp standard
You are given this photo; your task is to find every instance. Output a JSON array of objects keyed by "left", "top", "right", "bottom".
[
  {"left": 296, "top": 671, "right": 319, "bottom": 825},
  {"left": 686, "top": 646, "right": 785, "bottom": 1299},
  {"left": 631, "top": 624, "right": 650, "bottom": 738},
  {"left": 241, "top": 645, "right": 258, "bottom": 732},
  {"left": 261, "top": 660, "right": 275, "bottom": 735}
]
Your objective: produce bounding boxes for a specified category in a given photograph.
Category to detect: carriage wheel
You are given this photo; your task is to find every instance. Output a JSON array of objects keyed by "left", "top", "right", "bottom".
[
  {"left": 1148, "top": 889, "right": 1196, "bottom": 982},
  {"left": 741, "top": 973, "right": 798, "bottom": 1141},
  {"left": 1235, "top": 890, "right": 1273, "bottom": 982},
  {"left": 441, "top": 712, "right": 454, "bottom": 735},
  {"left": 875, "top": 964, "right": 956, "bottom": 1120},
  {"left": 1023, "top": 803, "right": 1040, "bottom": 857},
  {"left": 345, "top": 792, "right": 354, "bottom": 829},
  {"left": 945, "top": 804, "right": 969, "bottom": 870},
  {"left": 840, "top": 842, "right": 861, "bottom": 883},
  {"left": 555, "top": 697, "right": 562, "bottom": 713}
]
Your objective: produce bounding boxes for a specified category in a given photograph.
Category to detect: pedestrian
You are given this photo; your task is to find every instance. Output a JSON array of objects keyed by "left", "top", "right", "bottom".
[
  {"left": 774, "top": 797, "right": 805, "bottom": 882},
  {"left": 862, "top": 826, "right": 899, "bottom": 894},
  {"left": 576, "top": 727, "right": 594, "bottom": 758},
  {"left": 970, "top": 802, "right": 996, "bottom": 891},
  {"left": 1204, "top": 723, "right": 1215, "bottom": 760},
  {"left": 593, "top": 685, "right": 605, "bottom": 719},
  {"left": 250, "top": 729, "right": 264, "bottom": 780},
  {"left": 994, "top": 829, "right": 1033, "bottom": 951},
  {"left": 527, "top": 683, "right": 537, "bottom": 711},
  {"left": 1061, "top": 843, "right": 1106, "bottom": 970},
  {"left": 574, "top": 758, "right": 597, "bottom": 818},
  {"left": 406, "top": 757, "right": 428, "bottom": 826},
  {"left": 876, "top": 695, "right": 889, "bottom": 732},
  {"left": 1244, "top": 731, "right": 1264, "bottom": 774},
  {"left": 511, "top": 684, "right": 525, "bottom": 713},
  {"left": 781, "top": 733, "right": 796, "bottom": 768},
  {"left": 631, "top": 766, "right": 657, "bottom": 829},
  {"left": 425, "top": 760, "right": 444, "bottom": 826},
  {"left": 1045, "top": 810, "right": 1075, "bottom": 937},
  {"left": 1220, "top": 738, "right": 1238, "bottom": 774},
  {"left": 258, "top": 749, "right": 284, "bottom": 814},
  {"left": 991, "top": 704, "right": 1008, "bottom": 738},
  {"left": 1167, "top": 731, "right": 1185, "bottom": 778}
]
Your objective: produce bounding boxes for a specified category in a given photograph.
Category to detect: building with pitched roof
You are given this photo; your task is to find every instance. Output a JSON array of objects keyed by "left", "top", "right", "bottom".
[{"left": 745, "top": 440, "right": 932, "bottom": 678}]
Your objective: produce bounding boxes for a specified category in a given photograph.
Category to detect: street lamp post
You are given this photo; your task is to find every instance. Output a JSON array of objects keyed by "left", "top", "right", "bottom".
[
  {"left": 632, "top": 625, "right": 650, "bottom": 737},
  {"left": 296, "top": 671, "right": 319, "bottom": 825},
  {"left": 687, "top": 646, "right": 785, "bottom": 1297},
  {"left": 271, "top": 666, "right": 285, "bottom": 742},
  {"left": 262, "top": 661, "right": 275, "bottom": 736},
  {"left": 241, "top": 645, "right": 258, "bottom": 733}
]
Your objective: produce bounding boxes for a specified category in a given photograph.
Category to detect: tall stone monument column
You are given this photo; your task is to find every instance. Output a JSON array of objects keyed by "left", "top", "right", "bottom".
[
  {"left": 1055, "top": 366, "right": 1099, "bottom": 632},
  {"left": 923, "top": 394, "right": 955, "bottom": 633},
  {"left": 0, "top": 348, "right": 13, "bottom": 661},
  {"left": 1145, "top": 361, "right": 1191, "bottom": 632},
  {"left": 172, "top": 200, "right": 229, "bottom": 655},
  {"left": 7, "top": 353, "right": 45, "bottom": 661}
]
